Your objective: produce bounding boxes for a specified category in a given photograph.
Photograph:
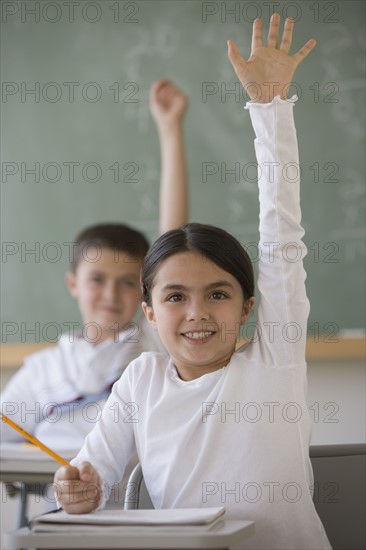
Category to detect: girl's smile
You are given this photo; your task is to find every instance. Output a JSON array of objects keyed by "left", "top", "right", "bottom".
[
  {"left": 181, "top": 330, "right": 215, "bottom": 343},
  {"left": 143, "top": 251, "right": 254, "bottom": 381}
]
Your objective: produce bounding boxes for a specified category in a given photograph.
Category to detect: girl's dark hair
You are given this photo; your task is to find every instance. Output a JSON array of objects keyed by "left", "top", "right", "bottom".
[
  {"left": 141, "top": 223, "right": 254, "bottom": 306},
  {"left": 71, "top": 223, "right": 149, "bottom": 272}
]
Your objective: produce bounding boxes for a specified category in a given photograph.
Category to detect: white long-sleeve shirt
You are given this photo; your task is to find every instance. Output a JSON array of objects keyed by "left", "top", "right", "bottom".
[
  {"left": 72, "top": 97, "right": 331, "bottom": 550},
  {"left": 1, "top": 316, "right": 166, "bottom": 449}
]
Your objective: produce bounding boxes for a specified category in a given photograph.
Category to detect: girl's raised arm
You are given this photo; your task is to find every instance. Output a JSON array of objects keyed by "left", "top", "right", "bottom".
[{"left": 228, "top": 15, "right": 316, "bottom": 366}]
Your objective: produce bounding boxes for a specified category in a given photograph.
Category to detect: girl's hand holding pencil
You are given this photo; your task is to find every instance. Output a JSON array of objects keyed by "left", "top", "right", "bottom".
[
  {"left": 227, "top": 13, "right": 316, "bottom": 103},
  {"left": 1, "top": 413, "right": 101, "bottom": 514},
  {"left": 54, "top": 461, "right": 102, "bottom": 514}
]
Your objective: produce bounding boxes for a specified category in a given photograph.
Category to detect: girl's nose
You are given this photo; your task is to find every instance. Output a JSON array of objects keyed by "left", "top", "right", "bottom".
[{"left": 186, "top": 299, "right": 210, "bottom": 321}]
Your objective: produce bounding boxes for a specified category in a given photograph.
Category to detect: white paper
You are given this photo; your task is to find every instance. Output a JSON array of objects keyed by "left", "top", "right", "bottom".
[{"left": 33, "top": 507, "right": 226, "bottom": 528}]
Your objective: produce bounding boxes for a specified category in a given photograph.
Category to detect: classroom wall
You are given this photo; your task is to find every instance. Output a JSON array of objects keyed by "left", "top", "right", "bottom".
[
  {"left": 306, "top": 361, "right": 365, "bottom": 445},
  {"left": 1, "top": 0, "right": 365, "bottom": 342}
]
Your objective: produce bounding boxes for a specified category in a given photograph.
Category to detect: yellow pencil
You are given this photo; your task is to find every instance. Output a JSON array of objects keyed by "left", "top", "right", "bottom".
[{"left": 1, "top": 413, "right": 70, "bottom": 466}]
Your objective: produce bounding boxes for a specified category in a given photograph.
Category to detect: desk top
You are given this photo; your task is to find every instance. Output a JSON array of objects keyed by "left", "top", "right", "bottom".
[
  {"left": 0, "top": 460, "right": 57, "bottom": 484},
  {"left": 4, "top": 520, "right": 254, "bottom": 549},
  {"left": 0, "top": 443, "right": 77, "bottom": 484}
]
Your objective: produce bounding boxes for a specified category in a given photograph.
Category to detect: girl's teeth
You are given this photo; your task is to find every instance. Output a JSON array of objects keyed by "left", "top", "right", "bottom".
[{"left": 185, "top": 331, "right": 213, "bottom": 340}]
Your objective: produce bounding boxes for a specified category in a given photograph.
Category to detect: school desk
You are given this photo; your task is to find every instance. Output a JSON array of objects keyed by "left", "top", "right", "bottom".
[
  {"left": 4, "top": 519, "right": 254, "bottom": 549},
  {"left": 0, "top": 444, "right": 76, "bottom": 528}
]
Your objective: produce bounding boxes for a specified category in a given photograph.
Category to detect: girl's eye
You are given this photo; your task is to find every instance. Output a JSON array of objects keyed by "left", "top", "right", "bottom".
[
  {"left": 167, "top": 294, "right": 184, "bottom": 302},
  {"left": 211, "top": 291, "right": 228, "bottom": 300},
  {"left": 91, "top": 277, "right": 103, "bottom": 284}
]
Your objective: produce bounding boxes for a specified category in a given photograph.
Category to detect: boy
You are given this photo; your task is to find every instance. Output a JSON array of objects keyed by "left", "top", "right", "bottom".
[{"left": 1, "top": 80, "right": 188, "bottom": 450}]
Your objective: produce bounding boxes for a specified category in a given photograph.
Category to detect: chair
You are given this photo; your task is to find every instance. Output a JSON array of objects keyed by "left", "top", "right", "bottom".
[
  {"left": 310, "top": 443, "right": 365, "bottom": 550},
  {"left": 124, "top": 444, "right": 366, "bottom": 550},
  {"left": 123, "top": 463, "right": 153, "bottom": 510}
]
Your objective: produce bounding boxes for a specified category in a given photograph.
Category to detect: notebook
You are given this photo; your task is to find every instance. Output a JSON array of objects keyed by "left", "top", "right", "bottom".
[{"left": 31, "top": 507, "right": 226, "bottom": 532}]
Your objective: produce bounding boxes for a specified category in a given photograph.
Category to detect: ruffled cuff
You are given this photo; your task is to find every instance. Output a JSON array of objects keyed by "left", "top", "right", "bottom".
[
  {"left": 245, "top": 94, "right": 298, "bottom": 109},
  {"left": 244, "top": 95, "right": 298, "bottom": 141}
]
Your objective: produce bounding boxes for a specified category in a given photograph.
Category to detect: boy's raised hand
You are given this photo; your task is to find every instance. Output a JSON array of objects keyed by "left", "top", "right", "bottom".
[
  {"left": 150, "top": 80, "right": 188, "bottom": 129},
  {"left": 228, "top": 13, "right": 316, "bottom": 103},
  {"left": 54, "top": 462, "right": 102, "bottom": 514},
  {"left": 150, "top": 79, "right": 189, "bottom": 234}
]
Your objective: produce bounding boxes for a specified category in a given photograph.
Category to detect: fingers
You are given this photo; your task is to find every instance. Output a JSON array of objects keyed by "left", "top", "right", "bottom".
[
  {"left": 55, "top": 465, "right": 80, "bottom": 481},
  {"left": 159, "top": 83, "right": 175, "bottom": 105},
  {"left": 55, "top": 462, "right": 95, "bottom": 482},
  {"left": 150, "top": 80, "right": 186, "bottom": 108},
  {"left": 150, "top": 80, "right": 168, "bottom": 105},
  {"left": 55, "top": 477, "right": 101, "bottom": 514},
  {"left": 265, "top": 14, "right": 316, "bottom": 64},
  {"left": 279, "top": 17, "right": 294, "bottom": 53},
  {"left": 54, "top": 462, "right": 101, "bottom": 514},
  {"left": 292, "top": 39, "right": 317, "bottom": 65},
  {"left": 150, "top": 79, "right": 170, "bottom": 96},
  {"left": 227, "top": 40, "right": 249, "bottom": 90},
  {"left": 152, "top": 79, "right": 170, "bottom": 90},
  {"left": 267, "top": 12, "right": 280, "bottom": 48},
  {"left": 251, "top": 18, "right": 263, "bottom": 51},
  {"left": 151, "top": 80, "right": 179, "bottom": 99},
  {"left": 78, "top": 461, "right": 96, "bottom": 481},
  {"left": 227, "top": 39, "right": 247, "bottom": 68}
]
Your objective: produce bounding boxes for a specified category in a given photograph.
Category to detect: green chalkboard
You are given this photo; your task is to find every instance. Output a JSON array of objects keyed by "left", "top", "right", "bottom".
[{"left": 1, "top": 0, "right": 365, "bottom": 343}]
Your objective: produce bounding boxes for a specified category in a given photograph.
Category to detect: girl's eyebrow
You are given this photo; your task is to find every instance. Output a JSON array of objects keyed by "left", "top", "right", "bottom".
[
  {"left": 206, "top": 281, "right": 234, "bottom": 290},
  {"left": 160, "top": 281, "right": 235, "bottom": 292}
]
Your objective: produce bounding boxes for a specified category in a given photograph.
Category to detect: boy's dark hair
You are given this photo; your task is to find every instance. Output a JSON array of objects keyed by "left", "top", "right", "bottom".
[
  {"left": 70, "top": 223, "right": 150, "bottom": 272},
  {"left": 141, "top": 223, "right": 254, "bottom": 306}
]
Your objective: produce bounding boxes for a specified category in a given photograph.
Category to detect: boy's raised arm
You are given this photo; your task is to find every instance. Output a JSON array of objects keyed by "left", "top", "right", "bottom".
[{"left": 150, "top": 80, "right": 189, "bottom": 234}]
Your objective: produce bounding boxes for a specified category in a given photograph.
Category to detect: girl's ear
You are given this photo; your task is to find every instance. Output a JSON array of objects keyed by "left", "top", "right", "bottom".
[
  {"left": 65, "top": 272, "right": 78, "bottom": 298},
  {"left": 241, "top": 297, "right": 255, "bottom": 324},
  {"left": 142, "top": 302, "right": 157, "bottom": 329}
]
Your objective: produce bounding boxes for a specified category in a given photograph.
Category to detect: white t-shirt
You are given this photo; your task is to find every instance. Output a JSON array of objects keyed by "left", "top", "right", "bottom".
[
  {"left": 72, "top": 97, "right": 332, "bottom": 550},
  {"left": 1, "top": 316, "right": 165, "bottom": 449}
]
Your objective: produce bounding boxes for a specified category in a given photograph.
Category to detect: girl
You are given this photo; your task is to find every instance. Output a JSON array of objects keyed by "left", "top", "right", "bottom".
[{"left": 55, "top": 15, "right": 332, "bottom": 550}]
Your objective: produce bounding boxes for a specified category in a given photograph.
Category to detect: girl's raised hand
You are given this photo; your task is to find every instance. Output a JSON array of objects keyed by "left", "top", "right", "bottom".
[
  {"left": 150, "top": 80, "right": 188, "bottom": 129},
  {"left": 54, "top": 462, "right": 102, "bottom": 514},
  {"left": 228, "top": 13, "right": 316, "bottom": 103}
]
